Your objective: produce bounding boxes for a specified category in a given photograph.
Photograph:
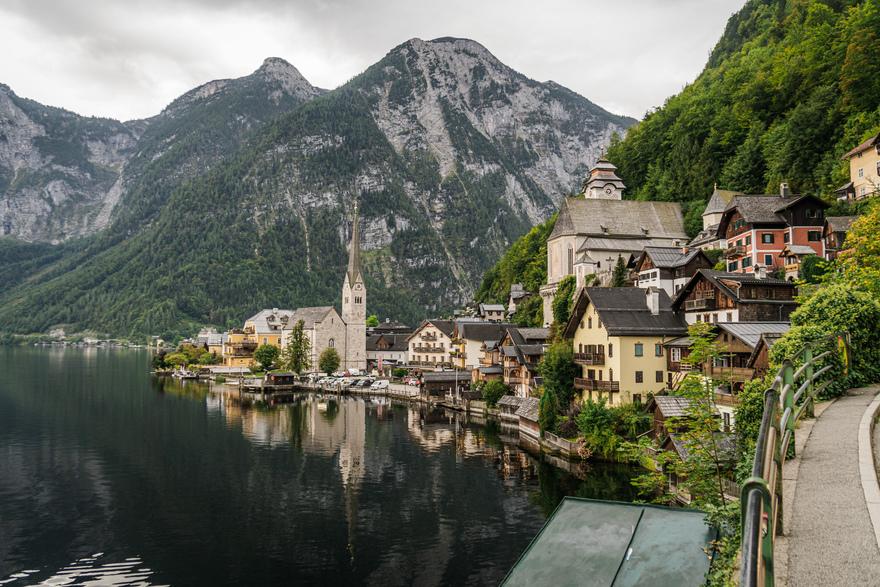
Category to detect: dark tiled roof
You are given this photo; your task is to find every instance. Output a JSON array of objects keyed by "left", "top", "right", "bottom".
[
  {"left": 512, "top": 328, "right": 550, "bottom": 343},
  {"left": 715, "top": 322, "right": 790, "bottom": 349},
  {"left": 479, "top": 366, "right": 503, "bottom": 375},
  {"left": 497, "top": 395, "right": 524, "bottom": 408},
  {"left": 648, "top": 395, "right": 693, "bottom": 418},
  {"left": 422, "top": 371, "right": 470, "bottom": 383},
  {"left": 409, "top": 319, "right": 455, "bottom": 340},
  {"left": 825, "top": 216, "right": 858, "bottom": 233},
  {"left": 703, "top": 188, "right": 742, "bottom": 215},
  {"left": 549, "top": 198, "right": 688, "bottom": 240},
  {"left": 515, "top": 397, "right": 540, "bottom": 422},
  {"left": 666, "top": 432, "right": 736, "bottom": 463},
  {"left": 636, "top": 246, "right": 710, "bottom": 270},
  {"left": 366, "top": 334, "right": 409, "bottom": 352},
  {"left": 672, "top": 269, "right": 796, "bottom": 309},
  {"left": 565, "top": 287, "right": 688, "bottom": 338},
  {"left": 723, "top": 195, "right": 790, "bottom": 225},
  {"left": 457, "top": 322, "right": 513, "bottom": 342},
  {"left": 843, "top": 133, "right": 879, "bottom": 158}
]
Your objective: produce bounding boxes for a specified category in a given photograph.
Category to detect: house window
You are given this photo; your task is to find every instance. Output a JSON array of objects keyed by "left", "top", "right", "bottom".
[
  {"left": 808, "top": 231, "right": 821, "bottom": 242},
  {"left": 671, "top": 347, "right": 681, "bottom": 362},
  {"left": 858, "top": 168, "right": 864, "bottom": 178},
  {"left": 764, "top": 254, "right": 773, "bottom": 266},
  {"left": 329, "top": 338, "right": 335, "bottom": 348},
  {"left": 655, "top": 343, "right": 663, "bottom": 357},
  {"left": 745, "top": 235, "right": 752, "bottom": 246},
  {"left": 633, "top": 394, "right": 642, "bottom": 405},
  {"left": 723, "top": 412, "right": 731, "bottom": 432},
  {"left": 783, "top": 232, "right": 790, "bottom": 243},
  {"left": 727, "top": 312, "right": 733, "bottom": 321},
  {"left": 608, "top": 344, "right": 613, "bottom": 358},
  {"left": 609, "top": 368, "right": 614, "bottom": 381},
  {"left": 263, "top": 337, "right": 268, "bottom": 344},
  {"left": 656, "top": 370, "right": 664, "bottom": 383},
  {"left": 634, "top": 343, "right": 643, "bottom": 357},
  {"left": 635, "top": 371, "right": 644, "bottom": 383},
  {"left": 588, "top": 317, "right": 592, "bottom": 329},
  {"left": 742, "top": 257, "right": 753, "bottom": 268},
  {"left": 728, "top": 261, "right": 738, "bottom": 271},
  {"left": 567, "top": 246, "right": 574, "bottom": 275},
  {"left": 762, "top": 233, "right": 774, "bottom": 244}
]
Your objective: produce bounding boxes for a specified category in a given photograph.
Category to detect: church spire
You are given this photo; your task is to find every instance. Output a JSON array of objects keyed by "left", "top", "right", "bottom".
[{"left": 347, "top": 201, "right": 362, "bottom": 284}]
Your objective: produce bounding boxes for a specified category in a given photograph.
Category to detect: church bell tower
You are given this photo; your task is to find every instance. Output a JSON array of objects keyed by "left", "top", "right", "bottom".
[
  {"left": 581, "top": 158, "right": 625, "bottom": 200},
  {"left": 341, "top": 202, "right": 367, "bottom": 371}
]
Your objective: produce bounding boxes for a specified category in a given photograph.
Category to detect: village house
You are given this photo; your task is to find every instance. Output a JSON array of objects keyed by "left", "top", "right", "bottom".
[
  {"left": 506, "top": 283, "right": 532, "bottom": 316},
  {"left": 823, "top": 216, "right": 858, "bottom": 260},
  {"left": 222, "top": 329, "right": 259, "bottom": 368},
  {"left": 836, "top": 132, "right": 880, "bottom": 201},
  {"left": 407, "top": 320, "right": 455, "bottom": 371},
  {"left": 367, "top": 319, "right": 412, "bottom": 335},
  {"left": 420, "top": 371, "right": 470, "bottom": 400},
  {"left": 366, "top": 333, "right": 409, "bottom": 372},
  {"left": 539, "top": 159, "right": 689, "bottom": 326},
  {"left": 688, "top": 186, "right": 742, "bottom": 250},
  {"left": 473, "top": 340, "right": 504, "bottom": 385},
  {"left": 630, "top": 246, "right": 714, "bottom": 297},
  {"left": 716, "top": 186, "right": 829, "bottom": 275},
  {"left": 778, "top": 245, "right": 818, "bottom": 281},
  {"left": 477, "top": 303, "right": 506, "bottom": 322},
  {"left": 514, "top": 397, "right": 541, "bottom": 440},
  {"left": 498, "top": 327, "right": 550, "bottom": 397},
  {"left": 671, "top": 268, "right": 797, "bottom": 325},
  {"left": 564, "top": 287, "right": 688, "bottom": 406},
  {"left": 451, "top": 321, "right": 512, "bottom": 370},
  {"left": 646, "top": 395, "right": 694, "bottom": 441}
]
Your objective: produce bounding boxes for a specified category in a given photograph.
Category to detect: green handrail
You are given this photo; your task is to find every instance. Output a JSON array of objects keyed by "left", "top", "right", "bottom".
[{"left": 739, "top": 332, "right": 850, "bottom": 587}]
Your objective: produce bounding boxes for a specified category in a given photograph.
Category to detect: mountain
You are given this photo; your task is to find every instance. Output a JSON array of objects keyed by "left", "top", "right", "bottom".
[
  {"left": 605, "top": 0, "right": 880, "bottom": 233},
  {"left": 476, "top": 0, "right": 880, "bottom": 306},
  {"left": 0, "top": 38, "right": 633, "bottom": 339}
]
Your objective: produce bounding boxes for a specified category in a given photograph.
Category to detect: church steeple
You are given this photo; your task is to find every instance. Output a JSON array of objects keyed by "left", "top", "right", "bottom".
[{"left": 347, "top": 201, "right": 363, "bottom": 284}]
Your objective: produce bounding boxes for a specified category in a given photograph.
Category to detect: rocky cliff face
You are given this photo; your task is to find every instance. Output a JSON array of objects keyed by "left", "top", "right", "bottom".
[{"left": 0, "top": 38, "right": 633, "bottom": 337}]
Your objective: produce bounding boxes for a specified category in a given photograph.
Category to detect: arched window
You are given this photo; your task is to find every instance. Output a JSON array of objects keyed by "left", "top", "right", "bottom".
[
  {"left": 567, "top": 245, "right": 574, "bottom": 274},
  {"left": 329, "top": 338, "right": 335, "bottom": 348}
]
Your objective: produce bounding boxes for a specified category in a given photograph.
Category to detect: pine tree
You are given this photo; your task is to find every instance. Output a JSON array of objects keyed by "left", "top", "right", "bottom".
[{"left": 611, "top": 256, "right": 628, "bottom": 287}]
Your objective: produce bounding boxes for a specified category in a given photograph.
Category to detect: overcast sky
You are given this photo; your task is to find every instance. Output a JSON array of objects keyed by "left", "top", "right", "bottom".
[{"left": 0, "top": 0, "right": 744, "bottom": 122}]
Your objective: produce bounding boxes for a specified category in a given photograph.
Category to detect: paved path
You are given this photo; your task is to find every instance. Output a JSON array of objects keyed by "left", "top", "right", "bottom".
[{"left": 785, "top": 385, "right": 880, "bottom": 586}]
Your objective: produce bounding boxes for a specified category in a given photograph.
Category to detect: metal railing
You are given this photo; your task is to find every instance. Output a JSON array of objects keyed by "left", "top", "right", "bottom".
[{"left": 739, "top": 333, "right": 849, "bottom": 587}]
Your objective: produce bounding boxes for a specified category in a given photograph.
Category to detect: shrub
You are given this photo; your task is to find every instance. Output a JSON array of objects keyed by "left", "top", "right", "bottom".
[
  {"left": 319, "top": 347, "right": 341, "bottom": 374},
  {"left": 253, "top": 344, "right": 280, "bottom": 372},
  {"left": 538, "top": 340, "right": 579, "bottom": 410},
  {"left": 392, "top": 367, "right": 408, "bottom": 378},
  {"left": 538, "top": 387, "right": 558, "bottom": 435},
  {"left": 481, "top": 380, "right": 509, "bottom": 407}
]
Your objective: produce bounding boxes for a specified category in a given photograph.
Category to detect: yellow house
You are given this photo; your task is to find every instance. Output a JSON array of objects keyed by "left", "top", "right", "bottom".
[
  {"left": 838, "top": 132, "right": 880, "bottom": 201},
  {"left": 223, "top": 329, "right": 257, "bottom": 368},
  {"left": 221, "top": 308, "right": 294, "bottom": 367},
  {"left": 563, "top": 287, "right": 688, "bottom": 406}
]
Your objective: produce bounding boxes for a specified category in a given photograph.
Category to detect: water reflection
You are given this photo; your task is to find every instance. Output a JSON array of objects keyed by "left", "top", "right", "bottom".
[{"left": 1, "top": 349, "right": 639, "bottom": 586}]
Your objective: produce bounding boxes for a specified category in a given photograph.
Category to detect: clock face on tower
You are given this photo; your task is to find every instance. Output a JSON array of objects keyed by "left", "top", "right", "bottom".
[{"left": 604, "top": 185, "right": 614, "bottom": 195}]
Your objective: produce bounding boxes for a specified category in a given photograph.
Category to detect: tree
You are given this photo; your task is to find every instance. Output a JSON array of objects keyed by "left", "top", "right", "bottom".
[
  {"left": 538, "top": 387, "right": 558, "bottom": 435},
  {"left": 837, "top": 200, "right": 880, "bottom": 296},
  {"left": 253, "top": 344, "right": 280, "bottom": 372},
  {"left": 538, "top": 340, "right": 579, "bottom": 410},
  {"left": 366, "top": 314, "right": 380, "bottom": 328},
  {"left": 164, "top": 352, "right": 187, "bottom": 368},
  {"left": 551, "top": 274, "right": 576, "bottom": 327},
  {"left": 319, "top": 347, "right": 341, "bottom": 374},
  {"left": 481, "top": 380, "right": 510, "bottom": 407},
  {"left": 281, "top": 319, "right": 311, "bottom": 374},
  {"left": 611, "top": 256, "right": 628, "bottom": 287},
  {"left": 798, "top": 254, "right": 826, "bottom": 284}
]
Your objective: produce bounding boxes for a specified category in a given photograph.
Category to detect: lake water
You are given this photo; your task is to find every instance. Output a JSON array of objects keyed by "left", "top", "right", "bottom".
[{"left": 0, "top": 347, "right": 637, "bottom": 586}]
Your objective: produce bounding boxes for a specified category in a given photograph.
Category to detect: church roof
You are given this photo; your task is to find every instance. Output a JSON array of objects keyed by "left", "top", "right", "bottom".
[
  {"left": 549, "top": 198, "right": 687, "bottom": 241},
  {"left": 703, "top": 187, "right": 741, "bottom": 216},
  {"left": 284, "top": 306, "right": 336, "bottom": 329},
  {"left": 347, "top": 202, "right": 363, "bottom": 284}
]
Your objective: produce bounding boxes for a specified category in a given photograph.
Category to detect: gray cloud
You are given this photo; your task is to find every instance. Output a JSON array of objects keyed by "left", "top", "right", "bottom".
[{"left": 0, "top": 0, "right": 744, "bottom": 121}]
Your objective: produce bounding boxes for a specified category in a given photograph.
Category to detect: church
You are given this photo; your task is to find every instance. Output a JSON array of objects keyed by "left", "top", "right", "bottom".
[
  {"left": 539, "top": 159, "right": 689, "bottom": 326},
  {"left": 240, "top": 204, "right": 366, "bottom": 372}
]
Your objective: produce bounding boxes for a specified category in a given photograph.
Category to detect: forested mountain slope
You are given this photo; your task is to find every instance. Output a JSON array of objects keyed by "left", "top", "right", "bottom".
[
  {"left": 606, "top": 0, "right": 880, "bottom": 233},
  {"left": 0, "top": 38, "right": 632, "bottom": 338},
  {"left": 478, "top": 0, "right": 880, "bottom": 302}
]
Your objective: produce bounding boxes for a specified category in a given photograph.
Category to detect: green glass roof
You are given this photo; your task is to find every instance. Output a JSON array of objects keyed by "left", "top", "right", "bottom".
[{"left": 502, "top": 497, "right": 717, "bottom": 586}]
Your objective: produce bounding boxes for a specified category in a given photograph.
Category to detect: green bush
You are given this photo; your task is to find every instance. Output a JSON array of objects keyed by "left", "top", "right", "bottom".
[
  {"left": 538, "top": 387, "right": 558, "bottom": 435},
  {"left": 253, "top": 344, "right": 280, "bottom": 372},
  {"left": 538, "top": 340, "right": 578, "bottom": 410},
  {"left": 392, "top": 367, "right": 408, "bottom": 378},
  {"left": 481, "top": 380, "right": 510, "bottom": 407}
]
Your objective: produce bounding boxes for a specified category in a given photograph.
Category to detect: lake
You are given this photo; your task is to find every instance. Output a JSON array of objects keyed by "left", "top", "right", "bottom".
[{"left": 0, "top": 347, "right": 638, "bottom": 586}]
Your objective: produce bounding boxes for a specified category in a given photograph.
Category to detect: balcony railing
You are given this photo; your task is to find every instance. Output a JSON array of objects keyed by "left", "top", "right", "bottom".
[
  {"left": 725, "top": 245, "right": 746, "bottom": 258},
  {"left": 685, "top": 297, "right": 716, "bottom": 311},
  {"left": 506, "top": 376, "right": 527, "bottom": 384},
  {"left": 708, "top": 365, "right": 754, "bottom": 381},
  {"left": 413, "top": 346, "right": 445, "bottom": 353},
  {"left": 479, "top": 357, "right": 497, "bottom": 367},
  {"left": 714, "top": 391, "right": 740, "bottom": 407},
  {"left": 420, "top": 333, "right": 438, "bottom": 341},
  {"left": 409, "top": 360, "right": 452, "bottom": 368},
  {"left": 574, "top": 378, "right": 620, "bottom": 392},
  {"left": 229, "top": 341, "right": 257, "bottom": 350},
  {"left": 574, "top": 352, "right": 605, "bottom": 366}
]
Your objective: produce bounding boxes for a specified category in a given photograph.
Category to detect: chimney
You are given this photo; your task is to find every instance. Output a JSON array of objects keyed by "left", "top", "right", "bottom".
[
  {"left": 780, "top": 182, "right": 791, "bottom": 197},
  {"left": 646, "top": 287, "right": 660, "bottom": 316},
  {"left": 756, "top": 265, "right": 767, "bottom": 280}
]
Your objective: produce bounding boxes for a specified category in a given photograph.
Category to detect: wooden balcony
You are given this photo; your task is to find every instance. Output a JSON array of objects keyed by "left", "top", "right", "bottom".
[
  {"left": 409, "top": 360, "right": 452, "bottom": 368},
  {"left": 574, "top": 378, "right": 620, "bottom": 392},
  {"left": 725, "top": 245, "right": 746, "bottom": 258},
  {"left": 419, "top": 333, "right": 438, "bottom": 341},
  {"left": 506, "top": 376, "right": 527, "bottom": 384},
  {"left": 413, "top": 346, "right": 445, "bottom": 353},
  {"left": 714, "top": 391, "right": 740, "bottom": 407},
  {"left": 708, "top": 365, "right": 754, "bottom": 382},
  {"left": 229, "top": 341, "right": 257, "bottom": 351},
  {"left": 574, "top": 352, "right": 605, "bottom": 366},
  {"left": 685, "top": 297, "right": 716, "bottom": 311}
]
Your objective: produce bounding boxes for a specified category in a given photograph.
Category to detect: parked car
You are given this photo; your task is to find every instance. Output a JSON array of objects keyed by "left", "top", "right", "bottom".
[
  {"left": 370, "top": 380, "right": 389, "bottom": 390},
  {"left": 405, "top": 377, "right": 420, "bottom": 386},
  {"left": 338, "top": 378, "right": 353, "bottom": 387}
]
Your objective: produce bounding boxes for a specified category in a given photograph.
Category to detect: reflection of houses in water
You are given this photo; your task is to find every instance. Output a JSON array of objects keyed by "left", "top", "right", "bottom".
[{"left": 406, "top": 406, "right": 456, "bottom": 452}]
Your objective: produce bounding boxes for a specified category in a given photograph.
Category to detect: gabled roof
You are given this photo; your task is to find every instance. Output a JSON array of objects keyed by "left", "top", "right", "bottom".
[
  {"left": 646, "top": 395, "right": 693, "bottom": 418},
  {"left": 633, "top": 246, "right": 712, "bottom": 271},
  {"left": 747, "top": 332, "right": 786, "bottom": 368},
  {"left": 717, "top": 194, "right": 829, "bottom": 235},
  {"left": 665, "top": 432, "right": 736, "bottom": 464},
  {"left": 843, "top": 132, "right": 879, "bottom": 159},
  {"left": 703, "top": 187, "right": 742, "bottom": 215},
  {"left": 497, "top": 395, "right": 524, "bottom": 408},
  {"left": 422, "top": 371, "right": 469, "bottom": 383},
  {"left": 286, "top": 306, "right": 336, "bottom": 329},
  {"left": 456, "top": 322, "right": 513, "bottom": 343},
  {"left": 715, "top": 321, "right": 790, "bottom": 350},
  {"left": 779, "top": 244, "right": 817, "bottom": 257},
  {"left": 478, "top": 303, "right": 506, "bottom": 313},
  {"left": 825, "top": 215, "right": 858, "bottom": 233},
  {"left": 245, "top": 308, "right": 296, "bottom": 333},
  {"left": 514, "top": 397, "right": 540, "bottom": 422},
  {"left": 408, "top": 319, "right": 455, "bottom": 340},
  {"left": 366, "top": 333, "right": 409, "bottom": 352},
  {"left": 671, "top": 269, "right": 796, "bottom": 310},
  {"left": 564, "top": 287, "right": 688, "bottom": 338},
  {"left": 548, "top": 197, "right": 687, "bottom": 241},
  {"left": 687, "top": 224, "right": 723, "bottom": 248}
]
